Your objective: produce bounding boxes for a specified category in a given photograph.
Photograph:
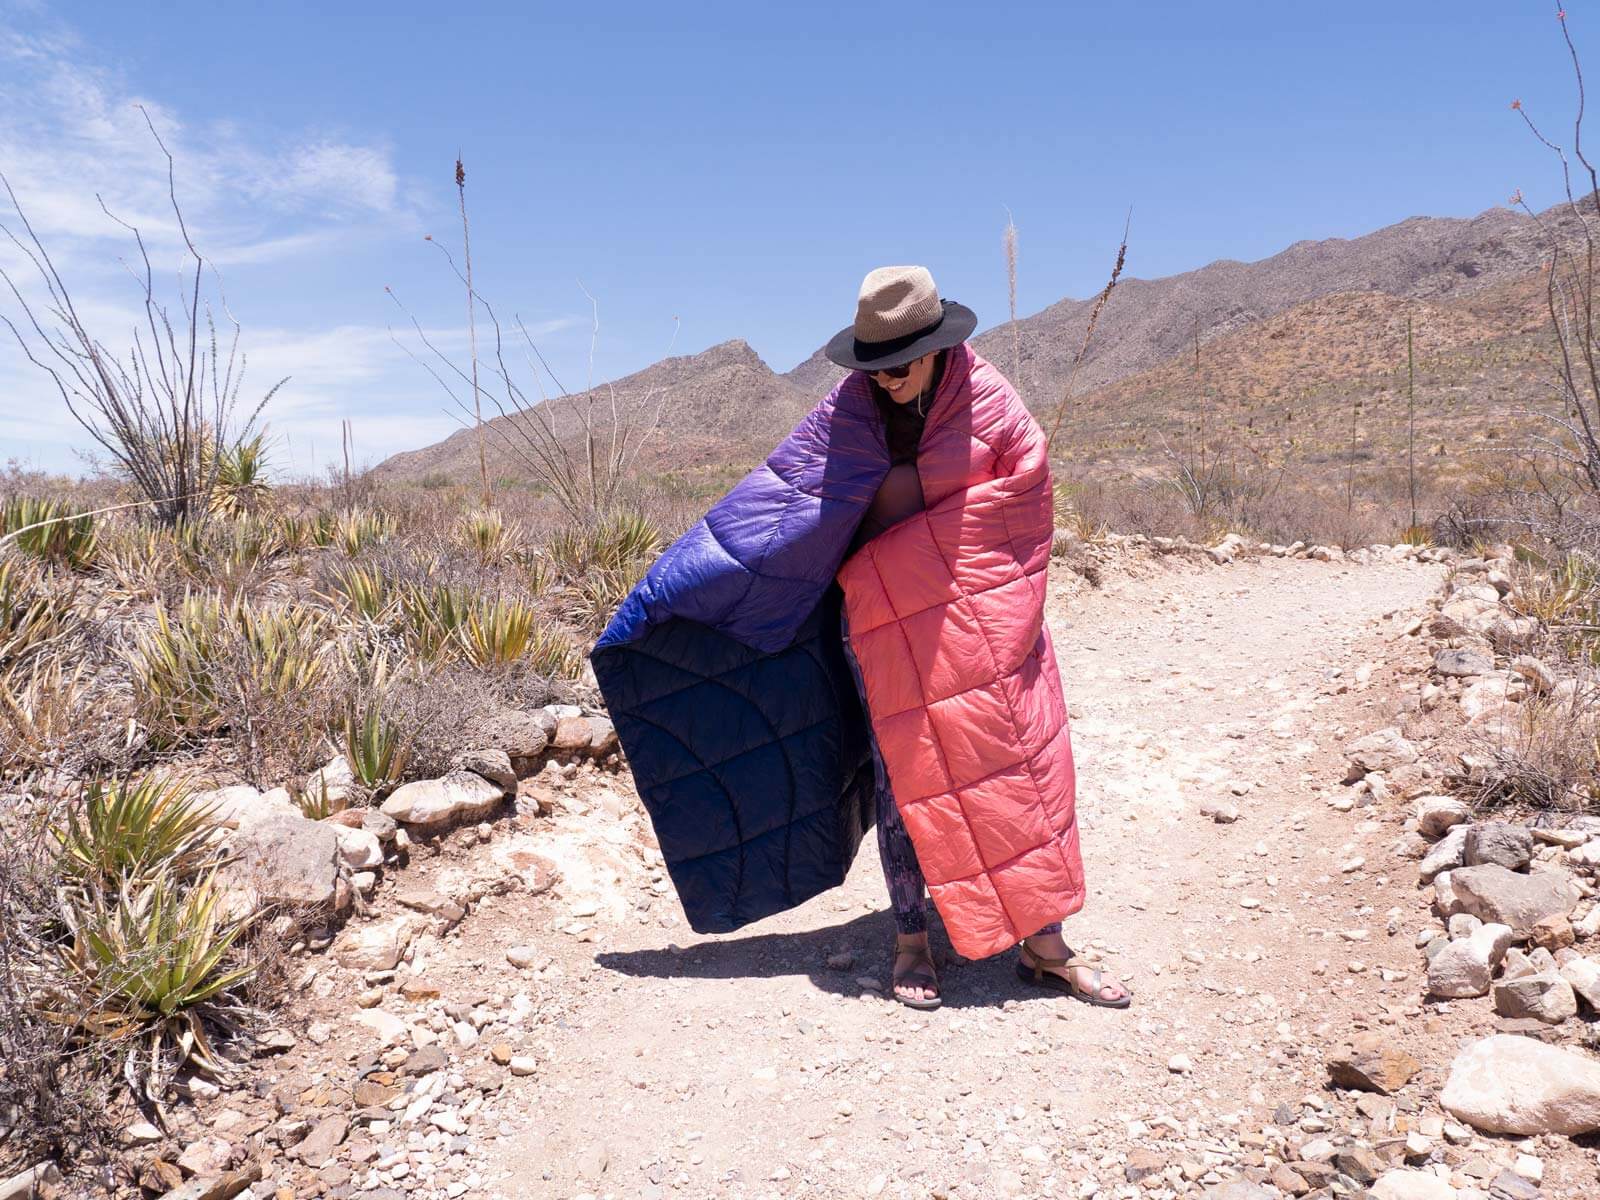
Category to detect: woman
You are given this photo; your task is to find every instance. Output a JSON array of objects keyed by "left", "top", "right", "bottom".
[
  {"left": 591, "top": 267, "right": 1129, "bottom": 1013},
  {"left": 825, "top": 267, "right": 1129, "bottom": 1011}
]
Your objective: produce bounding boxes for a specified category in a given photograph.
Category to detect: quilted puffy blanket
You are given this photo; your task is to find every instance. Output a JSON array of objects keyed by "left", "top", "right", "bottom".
[{"left": 592, "top": 343, "right": 1083, "bottom": 957}]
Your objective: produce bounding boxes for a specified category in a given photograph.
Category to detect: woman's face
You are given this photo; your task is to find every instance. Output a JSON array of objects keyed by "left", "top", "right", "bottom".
[{"left": 872, "top": 351, "right": 938, "bottom": 406}]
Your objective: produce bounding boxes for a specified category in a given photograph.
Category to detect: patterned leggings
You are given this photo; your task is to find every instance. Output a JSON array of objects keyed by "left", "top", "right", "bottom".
[{"left": 841, "top": 610, "right": 1062, "bottom": 942}]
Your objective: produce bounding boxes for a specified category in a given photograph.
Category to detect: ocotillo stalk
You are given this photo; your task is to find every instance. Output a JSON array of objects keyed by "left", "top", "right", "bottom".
[{"left": 458, "top": 156, "right": 489, "bottom": 509}]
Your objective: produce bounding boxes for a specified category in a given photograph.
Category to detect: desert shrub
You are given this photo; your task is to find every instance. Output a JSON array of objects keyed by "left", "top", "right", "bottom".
[
  {"left": 1468, "top": 689, "right": 1600, "bottom": 814},
  {"left": 546, "top": 508, "right": 663, "bottom": 634},
  {"left": 1, "top": 659, "right": 92, "bottom": 777},
  {"left": 176, "top": 513, "right": 284, "bottom": 597},
  {"left": 1, "top": 496, "right": 99, "bottom": 569},
  {"left": 126, "top": 593, "right": 334, "bottom": 778},
  {"left": 98, "top": 519, "right": 182, "bottom": 599},
  {"left": 395, "top": 583, "right": 581, "bottom": 677},
  {"left": 0, "top": 556, "right": 82, "bottom": 664}
]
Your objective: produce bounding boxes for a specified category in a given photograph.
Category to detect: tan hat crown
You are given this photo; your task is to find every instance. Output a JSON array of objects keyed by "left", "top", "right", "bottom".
[{"left": 853, "top": 265, "right": 944, "bottom": 344}]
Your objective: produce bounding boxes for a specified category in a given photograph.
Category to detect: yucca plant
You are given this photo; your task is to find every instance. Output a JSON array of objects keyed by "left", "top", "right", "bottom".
[
  {"left": 1, "top": 497, "right": 99, "bottom": 569},
  {"left": 53, "top": 776, "right": 220, "bottom": 891},
  {"left": 98, "top": 521, "right": 180, "bottom": 599},
  {"left": 323, "top": 561, "right": 392, "bottom": 620},
  {"left": 56, "top": 871, "right": 256, "bottom": 1101},
  {"left": 340, "top": 699, "right": 411, "bottom": 793},
  {"left": 210, "top": 432, "right": 272, "bottom": 517},
  {"left": 516, "top": 619, "right": 585, "bottom": 680},
  {"left": 545, "top": 508, "right": 663, "bottom": 578},
  {"left": 179, "top": 515, "right": 283, "bottom": 596},
  {"left": 456, "top": 506, "right": 522, "bottom": 564},
  {"left": 457, "top": 595, "right": 538, "bottom": 666},
  {"left": 334, "top": 508, "right": 394, "bottom": 557}
]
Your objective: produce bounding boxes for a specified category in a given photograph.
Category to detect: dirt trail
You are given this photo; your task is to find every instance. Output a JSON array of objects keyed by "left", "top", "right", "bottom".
[{"left": 469, "top": 556, "right": 1448, "bottom": 1199}]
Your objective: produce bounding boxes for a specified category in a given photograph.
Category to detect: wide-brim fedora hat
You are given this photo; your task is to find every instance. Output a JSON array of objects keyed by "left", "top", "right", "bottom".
[{"left": 824, "top": 265, "right": 978, "bottom": 372}]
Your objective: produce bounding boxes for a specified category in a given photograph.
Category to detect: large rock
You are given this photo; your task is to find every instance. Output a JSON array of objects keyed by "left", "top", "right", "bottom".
[
  {"left": 198, "top": 784, "right": 300, "bottom": 830},
  {"left": 1427, "top": 923, "right": 1514, "bottom": 998},
  {"left": 479, "top": 708, "right": 557, "bottom": 759},
  {"left": 552, "top": 715, "right": 618, "bottom": 757},
  {"left": 1460, "top": 674, "right": 1516, "bottom": 725},
  {"left": 1369, "top": 1170, "right": 1457, "bottom": 1200},
  {"left": 1560, "top": 956, "right": 1600, "bottom": 1009},
  {"left": 1447, "top": 865, "right": 1581, "bottom": 936},
  {"left": 1441, "top": 1034, "right": 1600, "bottom": 1135},
  {"left": 220, "top": 813, "right": 340, "bottom": 908},
  {"left": 1493, "top": 973, "right": 1577, "bottom": 1024},
  {"left": 1345, "top": 728, "right": 1421, "bottom": 777},
  {"left": 1416, "top": 796, "right": 1471, "bottom": 840},
  {"left": 381, "top": 771, "right": 504, "bottom": 832},
  {"left": 1464, "top": 823, "right": 1534, "bottom": 871},
  {"left": 327, "top": 823, "right": 383, "bottom": 871},
  {"left": 1569, "top": 840, "right": 1600, "bottom": 870},
  {"left": 451, "top": 748, "right": 516, "bottom": 791},
  {"left": 1419, "top": 825, "right": 1469, "bottom": 883}
]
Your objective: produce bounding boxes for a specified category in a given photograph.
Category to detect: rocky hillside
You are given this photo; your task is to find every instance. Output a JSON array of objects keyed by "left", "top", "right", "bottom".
[{"left": 378, "top": 198, "right": 1578, "bottom": 489}]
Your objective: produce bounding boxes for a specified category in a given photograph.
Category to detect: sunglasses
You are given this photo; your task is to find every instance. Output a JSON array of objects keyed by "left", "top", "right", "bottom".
[{"left": 869, "top": 361, "right": 915, "bottom": 380}]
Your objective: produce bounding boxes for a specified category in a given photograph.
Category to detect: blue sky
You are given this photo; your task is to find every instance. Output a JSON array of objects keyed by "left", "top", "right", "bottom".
[{"left": 0, "top": 0, "right": 1587, "bottom": 475}]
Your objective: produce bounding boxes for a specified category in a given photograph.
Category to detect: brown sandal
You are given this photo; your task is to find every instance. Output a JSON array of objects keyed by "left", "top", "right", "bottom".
[
  {"left": 1016, "top": 943, "right": 1131, "bottom": 1009},
  {"left": 891, "top": 938, "right": 942, "bottom": 1011}
]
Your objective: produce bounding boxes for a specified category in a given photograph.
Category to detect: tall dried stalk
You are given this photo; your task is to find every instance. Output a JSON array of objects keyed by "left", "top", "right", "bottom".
[
  {"left": 389, "top": 250, "right": 679, "bottom": 525},
  {"left": 457, "top": 157, "right": 490, "bottom": 509},
  {"left": 0, "top": 107, "right": 279, "bottom": 526},
  {"left": 1043, "top": 210, "right": 1130, "bottom": 454},
  {"left": 1003, "top": 209, "right": 1021, "bottom": 386}
]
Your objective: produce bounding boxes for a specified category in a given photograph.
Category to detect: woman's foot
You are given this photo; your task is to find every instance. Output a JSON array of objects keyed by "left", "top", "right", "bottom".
[
  {"left": 1019, "top": 932, "right": 1131, "bottom": 1007},
  {"left": 891, "top": 932, "right": 942, "bottom": 1009}
]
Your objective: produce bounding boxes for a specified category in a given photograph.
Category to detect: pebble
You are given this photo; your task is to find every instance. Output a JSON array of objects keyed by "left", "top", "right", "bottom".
[
  {"left": 505, "top": 946, "right": 537, "bottom": 969},
  {"left": 1168, "top": 1054, "right": 1193, "bottom": 1074}
]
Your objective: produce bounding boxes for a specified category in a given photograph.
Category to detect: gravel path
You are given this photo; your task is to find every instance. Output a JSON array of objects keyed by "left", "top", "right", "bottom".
[{"left": 476, "top": 555, "right": 1449, "bottom": 1199}]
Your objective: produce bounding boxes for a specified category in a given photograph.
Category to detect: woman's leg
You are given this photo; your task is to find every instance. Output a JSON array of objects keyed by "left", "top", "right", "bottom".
[{"left": 841, "top": 608, "right": 937, "bottom": 1003}]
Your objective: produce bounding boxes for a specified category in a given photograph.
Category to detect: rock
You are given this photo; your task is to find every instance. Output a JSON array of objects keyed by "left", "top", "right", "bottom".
[
  {"left": 553, "top": 717, "right": 595, "bottom": 753},
  {"left": 1569, "top": 839, "right": 1600, "bottom": 870},
  {"left": 1417, "top": 797, "right": 1472, "bottom": 840},
  {"left": 1200, "top": 800, "right": 1241, "bottom": 824},
  {"left": 1560, "top": 956, "right": 1600, "bottom": 1009},
  {"left": 1441, "top": 1034, "right": 1600, "bottom": 1134},
  {"left": 304, "top": 756, "right": 357, "bottom": 810},
  {"left": 220, "top": 813, "right": 340, "bottom": 909},
  {"left": 509, "top": 1056, "right": 537, "bottom": 1076},
  {"left": 1370, "top": 1169, "right": 1457, "bottom": 1200},
  {"left": 197, "top": 784, "right": 299, "bottom": 830},
  {"left": 1333, "top": 1146, "right": 1382, "bottom": 1185},
  {"left": 381, "top": 771, "right": 505, "bottom": 832},
  {"left": 176, "top": 1137, "right": 232, "bottom": 1177},
  {"left": 1461, "top": 675, "right": 1515, "bottom": 725},
  {"left": 1167, "top": 1054, "right": 1192, "bottom": 1074},
  {"left": 1201, "top": 1184, "right": 1275, "bottom": 1200},
  {"left": 1449, "top": 865, "right": 1581, "bottom": 935},
  {"left": 1488, "top": 1169, "right": 1540, "bottom": 1200},
  {"left": 1123, "top": 1149, "right": 1164, "bottom": 1183},
  {"left": 1435, "top": 648, "right": 1493, "bottom": 677},
  {"left": 1427, "top": 923, "right": 1515, "bottom": 998},
  {"left": 1346, "top": 728, "right": 1421, "bottom": 778},
  {"left": 1420, "top": 826, "right": 1470, "bottom": 883},
  {"left": 349, "top": 1009, "right": 407, "bottom": 1047},
  {"left": 328, "top": 823, "right": 383, "bottom": 871},
  {"left": 394, "top": 888, "right": 467, "bottom": 927},
  {"left": 451, "top": 748, "right": 516, "bottom": 791},
  {"left": 480, "top": 708, "right": 556, "bottom": 759},
  {"left": 333, "top": 915, "right": 422, "bottom": 972},
  {"left": 1530, "top": 914, "right": 1574, "bottom": 951},
  {"left": 1464, "top": 823, "right": 1533, "bottom": 871},
  {"left": 1433, "top": 870, "right": 1462, "bottom": 916},
  {"left": 402, "top": 1045, "right": 449, "bottom": 1076},
  {"left": 506, "top": 945, "right": 538, "bottom": 969},
  {"left": 1508, "top": 655, "right": 1556, "bottom": 693},
  {"left": 293, "top": 1114, "right": 349, "bottom": 1167},
  {"left": 1493, "top": 973, "right": 1578, "bottom": 1024},
  {"left": 1328, "top": 1033, "right": 1420, "bottom": 1094}
]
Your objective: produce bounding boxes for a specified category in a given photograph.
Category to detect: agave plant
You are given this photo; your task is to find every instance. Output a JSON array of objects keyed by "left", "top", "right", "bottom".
[
  {"left": 1, "top": 658, "right": 90, "bottom": 773},
  {"left": 340, "top": 698, "right": 411, "bottom": 793},
  {"left": 53, "top": 776, "right": 221, "bottom": 891},
  {"left": 98, "top": 521, "right": 180, "bottom": 599},
  {"left": 396, "top": 581, "right": 473, "bottom": 661},
  {"left": 546, "top": 508, "right": 663, "bottom": 579},
  {"left": 56, "top": 870, "right": 256, "bottom": 1101},
  {"left": 455, "top": 506, "right": 523, "bottom": 564},
  {"left": 1, "top": 496, "right": 99, "bottom": 569},
  {"left": 334, "top": 508, "right": 394, "bottom": 557},
  {"left": 0, "top": 556, "right": 80, "bottom": 664},
  {"left": 323, "top": 561, "right": 392, "bottom": 620}
]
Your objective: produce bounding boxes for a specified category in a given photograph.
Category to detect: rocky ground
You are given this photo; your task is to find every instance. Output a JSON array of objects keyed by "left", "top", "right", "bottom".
[{"left": 83, "top": 542, "right": 1600, "bottom": 1200}]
